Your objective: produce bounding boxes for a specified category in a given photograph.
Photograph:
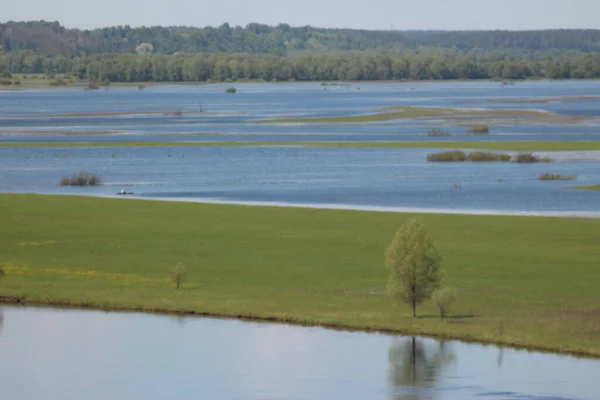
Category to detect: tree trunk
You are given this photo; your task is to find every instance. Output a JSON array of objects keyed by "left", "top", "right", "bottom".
[{"left": 412, "top": 299, "right": 416, "bottom": 317}]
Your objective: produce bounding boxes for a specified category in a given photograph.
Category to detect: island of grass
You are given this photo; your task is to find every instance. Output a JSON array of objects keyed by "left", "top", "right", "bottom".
[
  {"left": 263, "top": 106, "right": 590, "bottom": 124},
  {"left": 568, "top": 185, "right": 600, "bottom": 191},
  {"left": 0, "top": 194, "right": 599, "bottom": 357},
  {"left": 467, "top": 124, "right": 490, "bottom": 134}
]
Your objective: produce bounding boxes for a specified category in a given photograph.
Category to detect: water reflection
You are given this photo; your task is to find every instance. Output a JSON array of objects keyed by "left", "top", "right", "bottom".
[
  {"left": 0, "top": 308, "right": 4, "bottom": 334},
  {"left": 388, "top": 337, "right": 455, "bottom": 399},
  {"left": 497, "top": 348, "right": 504, "bottom": 369}
]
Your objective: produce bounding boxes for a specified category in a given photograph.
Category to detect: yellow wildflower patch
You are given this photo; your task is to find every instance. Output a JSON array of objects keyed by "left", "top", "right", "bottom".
[{"left": 17, "top": 241, "right": 59, "bottom": 247}]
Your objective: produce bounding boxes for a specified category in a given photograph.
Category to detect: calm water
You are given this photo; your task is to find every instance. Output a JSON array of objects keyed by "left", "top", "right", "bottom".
[
  {"left": 1, "top": 145, "right": 599, "bottom": 216},
  {"left": 0, "top": 306, "right": 598, "bottom": 400},
  {"left": 1, "top": 81, "right": 600, "bottom": 143}
]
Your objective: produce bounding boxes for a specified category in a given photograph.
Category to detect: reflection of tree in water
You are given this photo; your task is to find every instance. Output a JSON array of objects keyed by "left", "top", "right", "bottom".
[
  {"left": 497, "top": 347, "right": 504, "bottom": 369},
  {"left": 0, "top": 309, "right": 4, "bottom": 334},
  {"left": 388, "top": 337, "right": 456, "bottom": 400}
]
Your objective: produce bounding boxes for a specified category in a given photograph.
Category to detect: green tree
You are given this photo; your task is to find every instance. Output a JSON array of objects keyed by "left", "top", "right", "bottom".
[
  {"left": 385, "top": 219, "right": 442, "bottom": 317},
  {"left": 171, "top": 262, "right": 187, "bottom": 289},
  {"left": 432, "top": 288, "right": 457, "bottom": 321}
]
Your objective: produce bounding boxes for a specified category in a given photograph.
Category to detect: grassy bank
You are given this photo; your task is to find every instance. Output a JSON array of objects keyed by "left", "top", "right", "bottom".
[
  {"left": 2, "top": 140, "right": 600, "bottom": 151},
  {"left": 569, "top": 185, "right": 600, "bottom": 191},
  {"left": 0, "top": 194, "right": 599, "bottom": 357}
]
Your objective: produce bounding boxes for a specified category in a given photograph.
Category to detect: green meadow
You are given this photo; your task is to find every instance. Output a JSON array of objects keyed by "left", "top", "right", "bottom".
[{"left": 1, "top": 194, "right": 599, "bottom": 357}]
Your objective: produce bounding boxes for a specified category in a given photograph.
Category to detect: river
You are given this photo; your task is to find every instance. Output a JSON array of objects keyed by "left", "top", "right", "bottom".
[{"left": 0, "top": 306, "right": 598, "bottom": 400}]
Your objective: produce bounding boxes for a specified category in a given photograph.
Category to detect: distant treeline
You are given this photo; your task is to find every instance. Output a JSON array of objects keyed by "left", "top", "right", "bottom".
[
  {"left": 2, "top": 20, "right": 600, "bottom": 57},
  {"left": 3, "top": 52, "right": 600, "bottom": 81}
]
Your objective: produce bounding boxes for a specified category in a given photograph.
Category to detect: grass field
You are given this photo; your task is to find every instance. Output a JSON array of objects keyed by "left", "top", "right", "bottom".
[
  {"left": 0, "top": 194, "right": 599, "bottom": 357},
  {"left": 2, "top": 140, "right": 600, "bottom": 151}
]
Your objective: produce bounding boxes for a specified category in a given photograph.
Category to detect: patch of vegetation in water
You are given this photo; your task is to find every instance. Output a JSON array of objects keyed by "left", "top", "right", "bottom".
[
  {"left": 514, "top": 153, "right": 554, "bottom": 163},
  {"left": 225, "top": 87, "right": 237, "bottom": 93},
  {"left": 426, "top": 128, "right": 450, "bottom": 137},
  {"left": 59, "top": 172, "right": 101, "bottom": 186},
  {"left": 467, "top": 124, "right": 490, "bottom": 134},
  {"left": 426, "top": 151, "right": 467, "bottom": 162},
  {"left": 538, "top": 173, "right": 577, "bottom": 181},
  {"left": 427, "top": 151, "right": 511, "bottom": 162},
  {"left": 466, "top": 152, "right": 511, "bottom": 162}
]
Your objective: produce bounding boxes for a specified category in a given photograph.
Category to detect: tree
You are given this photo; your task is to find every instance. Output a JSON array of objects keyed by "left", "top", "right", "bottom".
[
  {"left": 385, "top": 219, "right": 441, "bottom": 317},
  {"left": 0, "top": 263, "right": 4, "bottom": 277},
  {"left": 135, "top": 43, "right": 154, "bottom": 55},
  {"left": 171, "top": 262, "right": 187, "bottom": 289},
  {"left": 432, "top": 288, "right": 457, "bottom": 321}
]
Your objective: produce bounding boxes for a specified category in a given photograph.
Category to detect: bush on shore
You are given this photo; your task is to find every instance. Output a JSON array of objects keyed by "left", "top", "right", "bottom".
[{"left": 49, "top": 78, "right": 68, "bottom": 86}]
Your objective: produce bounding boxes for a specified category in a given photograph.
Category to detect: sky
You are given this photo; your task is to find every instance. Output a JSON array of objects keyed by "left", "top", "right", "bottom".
[{"left": 3, "top": 0, "right": 600, "bottom": 30}]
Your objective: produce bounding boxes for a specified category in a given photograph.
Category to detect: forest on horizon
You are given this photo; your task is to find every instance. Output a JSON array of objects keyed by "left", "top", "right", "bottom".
[{"left": 2, "top": 20, "right": 600, "bottom": 57}]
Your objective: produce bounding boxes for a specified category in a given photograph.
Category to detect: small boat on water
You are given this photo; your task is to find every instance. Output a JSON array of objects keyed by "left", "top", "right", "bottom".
[{"left": 117, "top": 189, "right": 134, "bottom": 195}]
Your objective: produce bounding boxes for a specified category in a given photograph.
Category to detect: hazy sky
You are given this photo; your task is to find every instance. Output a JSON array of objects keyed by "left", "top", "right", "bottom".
[{"left": 4, "top": 0, "right": 600, "bottom": 30}]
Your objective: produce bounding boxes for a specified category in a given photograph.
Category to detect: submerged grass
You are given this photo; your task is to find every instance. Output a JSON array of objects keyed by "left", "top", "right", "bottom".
[
  {"left": 2, "top": 141, "right": 600, "bottom": 151},
  {"left": 0, "top": 194, "right": 599, "bottom": 356},
  {"left": 264, "top": 106, "right": 582, "bottom": 124}
]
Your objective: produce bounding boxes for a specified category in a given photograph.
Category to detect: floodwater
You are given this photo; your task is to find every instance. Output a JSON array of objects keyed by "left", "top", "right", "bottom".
[
  {"left": 1, "top": 145, "right": 599, "bottom": 216},
  {"left": 0, "top": 306, "right": 597, "bottom": 400},
  {"left": 1, "top": 81, "right": 599, "bottom": 216},
  {"left": 1, "top": 81, "right": 600, "bottom": 143}
]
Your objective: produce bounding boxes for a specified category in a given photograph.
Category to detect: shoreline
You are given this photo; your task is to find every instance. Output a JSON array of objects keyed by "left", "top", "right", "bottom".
[
  {"left": 4, "top": 78, "right": 600, "bottom": 91},
  {"left": 13, "top": 192, "right": 600, "bottom": 219},
  {"left": 1, "top": 295, "right": 598, "bottom": 360}
]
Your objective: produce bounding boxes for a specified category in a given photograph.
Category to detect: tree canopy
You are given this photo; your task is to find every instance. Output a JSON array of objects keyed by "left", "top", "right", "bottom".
[
  {"left": 3, "top": 51, "right": 600, "bottom": 82},
  {"left": 2, "top": 20, "right": 600, "bottom": 57},
  {"left": 385, "top": 220, "right": 442, "bottom": 317}
]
